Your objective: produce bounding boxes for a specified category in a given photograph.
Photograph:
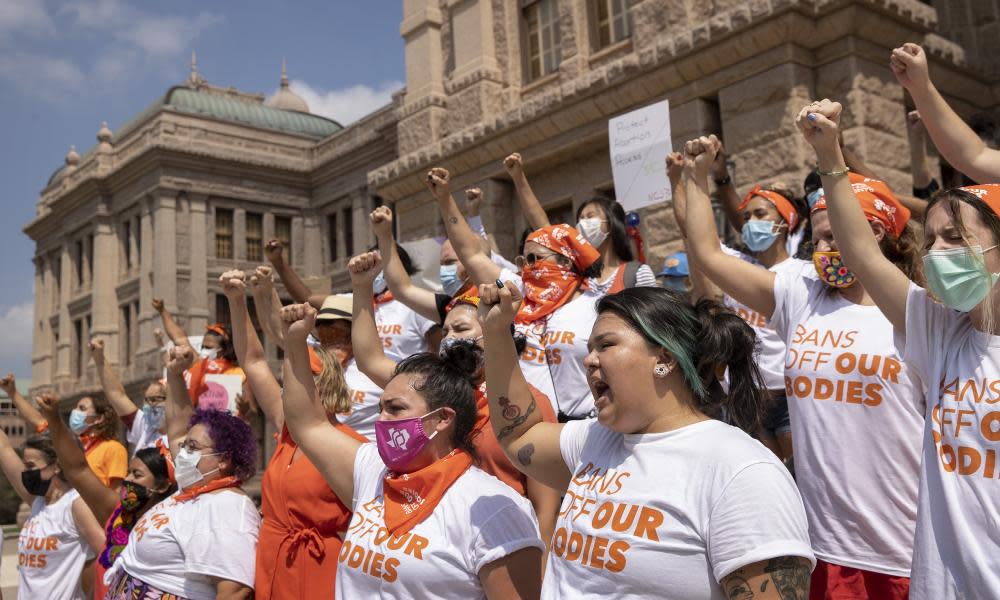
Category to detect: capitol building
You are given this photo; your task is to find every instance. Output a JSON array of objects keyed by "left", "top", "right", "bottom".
[{"left": 24, "top": 0, "right": 999, "bottom": 422}]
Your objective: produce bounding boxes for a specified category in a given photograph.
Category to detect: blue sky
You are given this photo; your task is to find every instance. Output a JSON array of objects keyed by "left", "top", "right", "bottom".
[{"left": 0, "top": 0, "right": 405, "bottom": 379}]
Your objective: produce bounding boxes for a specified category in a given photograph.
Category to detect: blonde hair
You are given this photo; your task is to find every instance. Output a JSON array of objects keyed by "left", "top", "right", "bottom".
[{"left": 313, "top": 347, "right": 352, "bottom": 416}]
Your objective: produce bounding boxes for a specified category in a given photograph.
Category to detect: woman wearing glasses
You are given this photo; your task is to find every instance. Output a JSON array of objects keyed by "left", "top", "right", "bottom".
[
  {"left": 426, "top": 167, "right": 612, "bottom": 422},
  {"left": 102, "top": 346, "right": 261, "bottom": 600}
]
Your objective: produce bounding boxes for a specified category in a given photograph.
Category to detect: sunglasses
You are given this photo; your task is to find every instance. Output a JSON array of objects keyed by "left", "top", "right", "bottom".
[{"left": 518, "top": 252, "right": 569, "bottom": 267}]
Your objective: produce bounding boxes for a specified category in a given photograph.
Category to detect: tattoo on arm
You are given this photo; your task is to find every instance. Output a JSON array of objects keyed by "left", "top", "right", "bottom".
[
  {"left": 449, "top": 216, "right": 459, "bottom": 225},
  {"left": 721, "top": 556, "right": 810, "bottom": 600},
  {"left": 495, "top": 396, "right": 536, "bottom": 441},
  {"left": 516, "top": 443, "right": 535, "bottom": 466}
]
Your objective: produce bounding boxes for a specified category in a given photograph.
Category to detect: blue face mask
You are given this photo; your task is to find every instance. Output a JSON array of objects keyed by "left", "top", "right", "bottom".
[
  {"left": 439, "top": 264, "right": 463, "bottom": 296},
  {"left": 373, "top": 272, "right": 388, "bottom": 295},
  {"left": 741, "top": 220, "right": 782, "bottom": 253},
  {"left": 142, "top": 404, "right": 166, "bottom": 431},
  {"left": 807, "top": 188, "right": 825, "bottom": 210},
  {"left": 923, "top": 245, "right": 999, "bottom": 312},
  {"left": 68, "top": 409, "right": 91, "bottom": 435}
]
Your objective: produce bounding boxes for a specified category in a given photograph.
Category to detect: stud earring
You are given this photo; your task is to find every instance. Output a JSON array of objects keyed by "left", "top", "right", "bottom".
[{"left": 654, "top": 364, "right": 670, "bottom": 378}]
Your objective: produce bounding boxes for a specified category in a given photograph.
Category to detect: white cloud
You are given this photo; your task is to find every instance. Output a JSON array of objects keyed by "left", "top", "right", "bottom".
[
  {"left": 116, "top": 12, "right": 223, "bottom": 58},
  {"left": 282, "top": 80, "right": 402, "bottom": 125},
  {"left": 0, "top": 53, "right": 85, "bottom": 103},
  {"left": 0, "top": 0, "right": 54, "bottom": 36},
  {"left": 0, "top": 303, "right": 34, "bottom": 380}
]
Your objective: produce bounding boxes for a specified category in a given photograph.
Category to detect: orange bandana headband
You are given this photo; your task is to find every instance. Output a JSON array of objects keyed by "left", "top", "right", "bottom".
[
  {"left": 738, "top": 185, "right": 799, "bottom": 231},
  {"left": 958, "top": 184, "right": 1000, "bottom": 217},
  {"left": 812, "top": 173, "right": 910, "bottom": 238},
  {"left": 526, "top": 224, "right": 600, "bottom": 272},
  {"left": 445, "top": 289, "right": 481, "bottom": 314},
  {"left": 205, "top": 323, "right": 229, "bottom": 340}
]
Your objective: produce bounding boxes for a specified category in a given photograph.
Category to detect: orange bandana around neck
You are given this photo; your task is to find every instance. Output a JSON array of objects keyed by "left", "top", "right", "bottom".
[
  {"left": 383, "top": 449, "right": 473, "bottom": 536},
  {"left": 175, "top": 475, "right": 241, "bottom": 503},
  {"left": 516, "top": 259, "right": 583, "bottom": 324},
  {"left": 374, "top": 290, "right": 395, "bottom": 305}
]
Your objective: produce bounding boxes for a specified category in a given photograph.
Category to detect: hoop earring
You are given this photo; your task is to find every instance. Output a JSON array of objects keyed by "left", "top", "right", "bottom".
[{"left": 654, "top": 364, "right": 670, "bottom": 378}]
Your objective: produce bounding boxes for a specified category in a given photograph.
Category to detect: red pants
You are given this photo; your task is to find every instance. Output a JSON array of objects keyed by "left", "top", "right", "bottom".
[{"left": 810, "top": 559, "right": 910, "bottom": 600}]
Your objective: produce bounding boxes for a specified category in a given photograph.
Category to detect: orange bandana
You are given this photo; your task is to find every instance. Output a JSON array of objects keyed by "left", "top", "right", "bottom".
[
  {"left": 516, "top": 225, "right": 600, "bottom": 324},
  {"left": 175, "top": 475, "right": 241, "bottom": 503},
  {"left": 205, "top": 323, "right": 229, "bottom": 340},
  {"left": 80, "top": 432, "right": 101, "bottom": 455},
  {"left": 186, "top": 357, "right": 235, "bottom": 405},
  {"left": 374, "top": 290, "right": 395, "bottom": 305},
  {"left": 738, "top": 185, "right": 800, "bottom": 230},
  {"left": 155, "top": 439, "right": 175, "bottom": 484},
  {"left": 527, "top": 224, "right": 601, "bottom": 272},
  {"left": 473, "top": 383, "right": 490, "bottom": 435},
  {"left": 959, "top": 184, "right": 1000, "bottom": 217},
  {"left": 812, "top": 173, "right": 910, "bottom": 238},
  {"left": 445, "top": 288, "right": 481, "bottom": 314},
  {"left": 383, "top": 448, "right": 473, "bottom": 536}
]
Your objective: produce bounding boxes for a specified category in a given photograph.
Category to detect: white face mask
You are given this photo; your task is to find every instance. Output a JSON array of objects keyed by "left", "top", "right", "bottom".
[
  {"left": 199, "top": 347, "right": 219, "bottom": 360},
  {"left": 577, "top": 218, "right": 608, "bottom": 247},
  {"left": 174, "top": 447, "right": 220, "bottom": 490}
]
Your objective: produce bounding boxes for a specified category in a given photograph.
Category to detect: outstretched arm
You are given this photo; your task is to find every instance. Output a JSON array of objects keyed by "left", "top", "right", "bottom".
[
  {"left": 222, "top": 270, "right": 284, "bottom": 432},
  {"left": 503, "top": 153, "right": 551, "bottom": 231},
  {"left": 280, "top": 303, "right": 362, "bottom": 504},
  {"left": 36, "top": 394, "right": 118, "bottom": 523},
  {"left": 796, "top": 100, "right": 910, "bottom": 330},
  {"left": 370, "top": 207, "right": 441, "bottom": 323},
  {"left": 892, "top": 42, "right": 1000, "bottom": 183},
  {"left": 249, "top": 265, "right": 287, "bottom": 351},
  {"left": 265, "top": 240, "right": 326, "bottom": 310},
  {"left": 348, "top": 253, "right": 398, "bottom": 388},
  {"left": 668, "top": 152, "right": 723, "bottom": 303},
  {"left": 427, "top": 168, "right": 502, "bottom": 285},
  {"left": 679, "top": 139, "right": 778, "bottom": 316},
  {"left": 164, "top": 346, "right": 196, "bottom": 457},
  {"left": 152, "top": 298, "right": 193, "bottom": 350},
  {"left": 0, "top": 373, "right": 45, "bottom": 430},
  {"left": 479, "top": 282, "right": 569, "bottom": 491},
  {"left": 706, "top": 138, "right": 744, "bottom": 233},
  {"left": 0, "top": 421, "right": 30, "bottom": 503},
  {"left": 89, "top": 339, "right": 138, "bottom": 418}
]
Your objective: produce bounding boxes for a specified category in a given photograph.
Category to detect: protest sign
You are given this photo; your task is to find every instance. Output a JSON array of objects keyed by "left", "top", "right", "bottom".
[{"left": 609, "top": 100, "right": 672, "bottom": 211}]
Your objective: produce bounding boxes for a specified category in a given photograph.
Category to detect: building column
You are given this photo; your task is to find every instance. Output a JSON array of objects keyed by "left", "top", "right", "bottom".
[
  {"left": 55, "top": 243, "right": 72, "bottom": 383},
  {"left": 90, "top": 212, "right": 119, "bottom": 364},
  {"left": 187, "top": 194, "right": 210, "bottom": 335},
  {"left": 234, "top": 208, "right": 247, "bottom": 262},
  {"left": 398, "top": 0, "right": 448, "bottom": 155},
  {"left": 30, "top": 256, "right": 50, "bottom": 389},
  {"left": 138, "top": 197, "right": 156, "bottom": 353},
  {"left": 301, "top": 212, "right": 320, "bottom": 277}
]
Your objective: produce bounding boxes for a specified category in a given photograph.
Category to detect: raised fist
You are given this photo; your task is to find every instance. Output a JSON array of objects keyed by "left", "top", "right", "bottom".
[
  {"left": 347, "top": 252, "right": 383, "bottom": 288},
  {"left": 280, "top": 303, "right": 317, "bottom": 343},
  {"left": 264, "top": 239, "right": 285, "bottom": 264},
  {"left": 151, "top": 298, "right": 165, "bottom": 314},
  {"left": 88, "top": 339, "right": 106, "bottom": 362},
  {"left": 370, "top": 205, "right": 394, "bottom": 239},
  {"left": 890, "top": 43, "right": 930, "bottom": 92},
  {"left": 167, "top": 346, "right": 196, "bottom": 375},
  {"left": 795, "top": 99, "right": 843, "bottom": 154},
  {"left": 425, "top": 167, "right": 451, "bottom": 201},
  {"left": 220, "top": 270, "right": 247, "bottom": 299},
  {"left": 503, "top": 153, "right": 524, "bottom": 177},
  {"left": 477, "top": 281, "right": 523, "bottom": 332}
]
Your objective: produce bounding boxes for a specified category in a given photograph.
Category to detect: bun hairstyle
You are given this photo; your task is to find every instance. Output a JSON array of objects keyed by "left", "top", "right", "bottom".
[
  {"left": 134, "top": 447, "right": 178, "bottom": 497},
  {"left": 596, "top": 287, "right": 767, "bottom": 432},
  {"left": 576, "top": 196, "right": 634, "bottom": 262},
  {"left": 393, "top": 346, "right": 481, "bottom": 461}
]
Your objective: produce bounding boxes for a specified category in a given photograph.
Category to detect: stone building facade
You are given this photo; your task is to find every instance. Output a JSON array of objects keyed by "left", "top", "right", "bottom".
[{"left": 24, "top": 0, "right": 1000, "bottom": 424}]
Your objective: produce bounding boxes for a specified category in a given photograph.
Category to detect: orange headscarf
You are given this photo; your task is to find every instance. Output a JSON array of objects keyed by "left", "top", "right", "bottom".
[
  {"left": 959, "top": 184, "right": 1000, "bottom": 217},
  {"left": 516, "top": 225, "right": 600, "bottom": 324},
  {"left": 445, "top": 288, "right": 481, "bottom": 314},
  {"left": 738, "top": 185, "right": 800, "bottom": 230},
  {"left": 812, "top": 173, "right": 910, "bottom": 238}
]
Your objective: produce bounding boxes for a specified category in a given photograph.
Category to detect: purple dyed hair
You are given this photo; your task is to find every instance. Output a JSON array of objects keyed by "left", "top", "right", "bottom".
[{"left": 188, "top": 408, "right": 257, "bottom": 482}]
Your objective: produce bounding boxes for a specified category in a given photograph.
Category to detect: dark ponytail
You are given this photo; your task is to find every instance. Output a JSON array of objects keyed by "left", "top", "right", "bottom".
[
  {"left": 596, "top": 288, "right": 766, "bottom": 433},
  {"left": 393, "top": 345, "right": 481, "bottom": 461},
  {"left": 134, "top": 447, "right": 178, "bottom": 498}
]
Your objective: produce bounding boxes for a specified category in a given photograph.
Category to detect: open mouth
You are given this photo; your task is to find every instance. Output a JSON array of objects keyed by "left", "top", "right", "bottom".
[{"left": 590, "top": 379, "right": 611, "bottom": 408}]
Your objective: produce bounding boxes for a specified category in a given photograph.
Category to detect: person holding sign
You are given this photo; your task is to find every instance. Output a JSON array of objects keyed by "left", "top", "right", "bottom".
[
  {"left": 477, "top": 280, "right": 814, "bottom": 598},
  {"left": 218, "top": 269, "right": 367, "bottom": 600},
  {"left": 503, "top": 152, "right": 655, "bottom": 292},
  {"left": 428, "top": 166, "right": 603, "bottom": 422},
  {"left": 796, "top": 98, "right": 1000, "bottom": 600},
  {"left": 280, "top": 301, "right": 544, "bottom": 599},
  {"left": 680, "top": 133, "right": 925, "bottom": 598}
]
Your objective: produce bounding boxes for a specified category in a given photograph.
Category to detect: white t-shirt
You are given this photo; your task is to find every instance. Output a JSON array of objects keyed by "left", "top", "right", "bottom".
[
  {"left": 375, "top": 298, "right": 435, "bottom": 362},
  {"left": 771, "top": 269, "right": 924, "bottom": 576},
  {"left": 542, "top": 291, "right": 599, "bottom": 418},
  {"left": 544, "top": 419, "right": 814, "bottom": 599},
  {"left": 107, "top": 489, "right": 260, "bottom": 599},
  {"left": 336, "top": 443, "right": 543, "bottom": 599},
  {"left": 721, "top": 248, "right": 811, "bottom": 390},
  {"left": 904, "top": 284, "right": 1000, "bottom": 599},
  {"left": 498, "top": 268, "right": 558, "bottom": 408},
  {"left": 126, "top": 409, "right": 167, "bottom": 455},
  {"left": 18, "top": 490, "right": 92, "bottom": 600},
  {"left": 342, "top": 358, "right": 384, "bottom": 441}
]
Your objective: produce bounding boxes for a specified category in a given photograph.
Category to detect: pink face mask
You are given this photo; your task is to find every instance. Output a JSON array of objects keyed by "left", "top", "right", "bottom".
[{"left": 375, "top": 409, "right": 441, "bottom": 472}]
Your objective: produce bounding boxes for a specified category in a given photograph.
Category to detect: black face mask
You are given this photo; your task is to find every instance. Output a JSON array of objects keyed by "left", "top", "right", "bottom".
[
  {"left": 21, "top": 468, "right": 52, "bottom": 497},
  {"left": 119, "top": 480, "right": 153, "bottom": 512}
]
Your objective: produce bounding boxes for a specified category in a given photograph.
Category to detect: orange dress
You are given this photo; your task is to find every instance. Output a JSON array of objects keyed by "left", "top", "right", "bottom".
[
  {"left": 255, "top": 423, "right": 367, "bottom": 600},
  {"left": 472, "top": 383, "right": 557, "bottom": 496}
]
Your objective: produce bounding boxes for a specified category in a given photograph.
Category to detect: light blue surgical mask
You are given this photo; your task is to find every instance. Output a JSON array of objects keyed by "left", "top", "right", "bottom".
[
  {"left": 923, "top": 245, "right": 1000, "bottom": 312},
  {"left": 142, "top": 404, "right": 166, "bottom": 431},
  {"left": 373, "top": 272, "right": 388, "bottom": 295},
  {"left": 439, "top": 264, "right": 463, "bottom": 296},
  {"left": 68, "top": 409, "right": 91, "bottom": 435},
  {"left": 741, "top": 220, "right": 782, "bottom": 253},
  {"left": 807, "top": 188, "right": 824, "bottom": 209}
]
